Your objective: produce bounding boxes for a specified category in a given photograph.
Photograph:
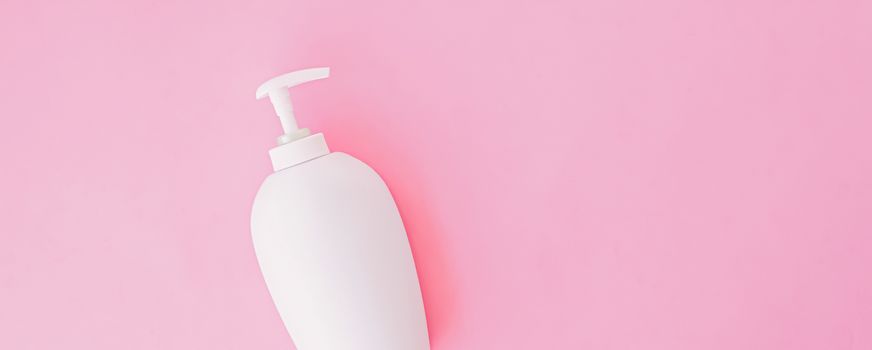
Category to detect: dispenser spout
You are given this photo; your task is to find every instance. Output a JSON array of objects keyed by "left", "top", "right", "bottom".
[{"left": 256, "top": 67, "right": 330, "bottom": 144}]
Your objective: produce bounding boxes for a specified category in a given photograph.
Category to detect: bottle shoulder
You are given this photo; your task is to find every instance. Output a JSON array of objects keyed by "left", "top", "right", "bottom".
[
  {"left": 251, "top": 151, "right": 400, "bottom": 229},
  {"left": 267, "top": 152, "right": 371, "bottom": 179},
  {"left": 256, "top": 152, "right": 384, "bottom": 197}
]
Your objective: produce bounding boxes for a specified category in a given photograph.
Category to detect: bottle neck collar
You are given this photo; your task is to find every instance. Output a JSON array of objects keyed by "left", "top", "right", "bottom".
[{"left": 269, "top": 133, "right": 330, "bottom": 171}]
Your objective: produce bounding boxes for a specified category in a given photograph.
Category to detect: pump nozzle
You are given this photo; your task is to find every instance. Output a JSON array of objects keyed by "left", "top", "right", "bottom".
[{"left": 256, "top": 67, "right": 330, "bottom": 144}]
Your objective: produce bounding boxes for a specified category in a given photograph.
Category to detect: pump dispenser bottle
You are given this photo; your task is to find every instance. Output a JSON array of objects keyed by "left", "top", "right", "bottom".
[{"left": 250, "top": 67, "right": 430, "bottom": 350}]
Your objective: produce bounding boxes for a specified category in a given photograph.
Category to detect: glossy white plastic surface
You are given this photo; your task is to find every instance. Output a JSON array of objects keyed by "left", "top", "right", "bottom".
[{"left": 250, "top": 151, "right": 430, "bottom": 350}]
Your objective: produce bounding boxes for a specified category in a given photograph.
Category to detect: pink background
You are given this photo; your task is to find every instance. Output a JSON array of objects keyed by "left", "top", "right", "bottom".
[{"left": 2, "top": 0, "right": 872, "bottom": 349}]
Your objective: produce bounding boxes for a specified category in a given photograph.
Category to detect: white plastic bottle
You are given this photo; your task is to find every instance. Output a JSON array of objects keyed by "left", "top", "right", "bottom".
[{"left": 250, "top": 67, "right": 430, "bottom": 350}]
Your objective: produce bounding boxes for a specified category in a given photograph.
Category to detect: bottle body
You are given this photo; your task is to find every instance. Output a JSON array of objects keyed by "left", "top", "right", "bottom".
[{"left": 251, "top": 152, "right": 429, "bottom": 350}]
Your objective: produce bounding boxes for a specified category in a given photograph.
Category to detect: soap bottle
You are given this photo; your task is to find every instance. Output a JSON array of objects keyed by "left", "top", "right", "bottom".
[{"left": 250, "top": 67, "right": 430, "bottom": 350}]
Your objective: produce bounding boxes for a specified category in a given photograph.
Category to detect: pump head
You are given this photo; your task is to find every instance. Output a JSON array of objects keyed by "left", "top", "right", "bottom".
[{"left": 256, "top": 67, "right": 330, "bottom": 145}]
